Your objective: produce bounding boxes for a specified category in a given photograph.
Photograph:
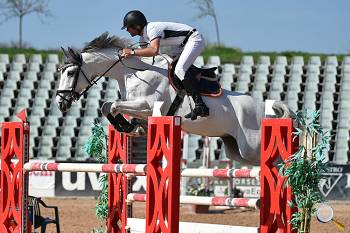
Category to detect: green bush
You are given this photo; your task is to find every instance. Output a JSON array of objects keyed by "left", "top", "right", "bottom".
[
  {"left": 0, "top": 47, "right": 63, "bottom": 62},
  {"left": 1, "top": 45, "right": 348, "bottom": 65},
  {"left": 201, "top": 44, "right": 348, "bottom": 64}
]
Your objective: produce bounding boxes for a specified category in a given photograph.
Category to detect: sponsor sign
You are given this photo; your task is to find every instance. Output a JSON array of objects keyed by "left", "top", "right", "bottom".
[
  {"left": 55, "top": 172, "right": 103, "bottom": 196},
  {"left": 318, "top": 165, "right": 350, "bottom": 200},
  {"left": 199, "top": 165, "right": 350, "bottom": 200},
  {"left": 28, "top": 160, "right": 55, "bottom": 197}
]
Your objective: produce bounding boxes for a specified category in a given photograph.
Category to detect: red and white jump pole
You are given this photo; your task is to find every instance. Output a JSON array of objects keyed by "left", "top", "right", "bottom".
[
  {"left": 24, "top": 161, "right": 259, "bottom": 178},
  {"left": 181, "top": 167, "right": 260, "bottom": 178},
  {"left": 127, "top": 193, "right": 260, "bottom": 209},
  {"left": 24, "top": 162, "right": 146, "bottom": 173}
]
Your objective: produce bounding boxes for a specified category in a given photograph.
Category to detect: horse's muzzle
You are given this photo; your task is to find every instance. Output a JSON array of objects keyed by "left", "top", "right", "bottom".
[{"left": 56, "top": 98, "right": 72, "bottom": 113}]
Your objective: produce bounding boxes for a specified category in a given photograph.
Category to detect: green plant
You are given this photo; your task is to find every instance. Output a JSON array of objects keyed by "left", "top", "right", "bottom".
[
  {"left": 279, "top": 110, "right": 330, "bottom": 233},
  {"left": 83, "top": 120, "right": 108, "bottom": 163},
  {"left": 83, "top": 120, "right": 109, "bottom": 233}
]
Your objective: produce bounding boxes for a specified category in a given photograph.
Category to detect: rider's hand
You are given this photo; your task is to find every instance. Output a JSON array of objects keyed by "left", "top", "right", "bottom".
[{"left": 122, "top": 48, "right": 133, "bottom": 58}]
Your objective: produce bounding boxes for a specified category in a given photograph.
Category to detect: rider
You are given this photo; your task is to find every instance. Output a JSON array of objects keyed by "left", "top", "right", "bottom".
[{"left": 121, "top": 10, "right": 209, "bottom": 120}]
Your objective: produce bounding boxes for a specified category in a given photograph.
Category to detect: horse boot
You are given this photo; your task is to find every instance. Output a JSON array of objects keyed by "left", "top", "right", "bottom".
[
  {"left": 182, "top": 76, "right": 209, "bottom": 120},
  {"left": 101, "top": 102, "right": 135, "bottom": 133}
]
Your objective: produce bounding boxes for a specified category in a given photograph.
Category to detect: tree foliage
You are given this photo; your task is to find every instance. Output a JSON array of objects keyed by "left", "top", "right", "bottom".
[
  {"left": 190, "top": 0, "right": 221, "bottom": 45},
  {"left": 0, "top": 0, "right": 51, "bottom": 48},
  {"left": 279, "top": 110, "right": 330, "bottom": 233},
  {"left": 83, "top": 120, "right": 109, "bottom": 233}
]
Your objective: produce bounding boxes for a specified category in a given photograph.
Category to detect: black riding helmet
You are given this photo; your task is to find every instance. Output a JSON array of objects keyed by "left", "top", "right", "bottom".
[{"left": 121, "top": 10, "right": 147, "bottom": 30}]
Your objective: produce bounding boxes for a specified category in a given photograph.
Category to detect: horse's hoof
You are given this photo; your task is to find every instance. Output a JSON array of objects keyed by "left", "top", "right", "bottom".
[
  {"left": 135, "top": 125, "right": 146, "bottom": 136},
  {"left": 111, "top": 103, "right": 118, "bottom": 115},
  {"left": 125, "top": 125, "right": 145, "bottom": 137}
]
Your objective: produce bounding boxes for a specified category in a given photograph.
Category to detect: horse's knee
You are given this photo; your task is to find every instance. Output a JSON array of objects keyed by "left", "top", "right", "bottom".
[
  {"left": 101, "top": 102, "right": 112, "bottom": 117},
  {"left": 101, "top": 101, "right": 118, "bottom": 117}
]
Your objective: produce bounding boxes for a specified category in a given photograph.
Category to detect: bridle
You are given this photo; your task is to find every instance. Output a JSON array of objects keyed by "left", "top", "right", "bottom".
[
  {"left": 56, "top": 45, "right": 181, "bottom": 118},
  {"left": 56, "top": 47, "right": 148, "bottom": 103}
]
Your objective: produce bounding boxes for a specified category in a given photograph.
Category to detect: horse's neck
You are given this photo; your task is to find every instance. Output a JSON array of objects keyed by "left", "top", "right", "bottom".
[
  {"left": 83, "top": 50, "right": 177, "bottom": 112},
  {"left": 82, "top": 50, "right": 138, "bottom": 100},
  {"left": 118, "top": 56, "right": 179, "bottom": 114},
  {"left": 81, "top": 50, "right": 117, "bottom": 84}
]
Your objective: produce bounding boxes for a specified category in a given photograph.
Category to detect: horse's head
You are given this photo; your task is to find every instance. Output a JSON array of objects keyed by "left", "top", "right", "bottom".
[
  {"left": 56, "top": 47, "right": 93, "bottom": 112},
  {"left": 56, "top": 32, "right": 161, "bottom": 113}
]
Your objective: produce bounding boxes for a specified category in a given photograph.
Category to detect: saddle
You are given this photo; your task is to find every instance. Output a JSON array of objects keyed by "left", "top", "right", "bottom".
[{"left": 168, "top": 60, "right": 222, "bottom": 97}]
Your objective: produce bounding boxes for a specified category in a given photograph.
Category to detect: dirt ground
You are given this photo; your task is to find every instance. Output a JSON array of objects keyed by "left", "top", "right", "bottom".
[{"left": 39, "top": 198, "right": 350, "bottom": 233}]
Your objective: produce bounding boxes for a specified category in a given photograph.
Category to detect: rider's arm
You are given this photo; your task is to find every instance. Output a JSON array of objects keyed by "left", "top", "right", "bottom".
[
  {"left": 122, "top": 38, "right": 160, "bottom": 58},
  {"left": 134, "top": 38, "right": 160, "bottom": 57}
]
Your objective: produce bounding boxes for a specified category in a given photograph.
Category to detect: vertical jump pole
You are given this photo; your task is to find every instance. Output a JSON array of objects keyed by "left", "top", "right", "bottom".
[
  {"left": 260, "top": 118, "right": 298, "bottom": 233},
  {"left": 145, "top": 116, "right": 182, "bottom": 233},
  {"left": 108, "top": 125, "right": 130, "bottom": 233},
  {"left": 0, "top": 110, "right": 30, "bottom": 233}
]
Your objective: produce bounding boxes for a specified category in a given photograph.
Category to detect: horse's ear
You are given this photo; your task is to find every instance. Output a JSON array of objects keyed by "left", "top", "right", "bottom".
[
  {"left": 61, "top": 47, "right": 69, "bottom": 58},
  {"left": 61, "top": 47, "right": 73, "bottom": 64},
  {"left": 68, "top": 47, "right": 76, "bottom": 58},
  {"left": 68, "top": 47, "right": 82, "bottom": 65}
]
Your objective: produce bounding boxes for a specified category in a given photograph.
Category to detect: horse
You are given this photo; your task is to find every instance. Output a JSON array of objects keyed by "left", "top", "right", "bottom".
[{"left": 56, "top": 32, "right": 292, "bottom": 165}]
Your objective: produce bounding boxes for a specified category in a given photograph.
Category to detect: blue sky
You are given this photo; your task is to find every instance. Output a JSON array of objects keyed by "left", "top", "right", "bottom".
[{"left": 0, "top": 0, "right": 349, "bottom": 53}]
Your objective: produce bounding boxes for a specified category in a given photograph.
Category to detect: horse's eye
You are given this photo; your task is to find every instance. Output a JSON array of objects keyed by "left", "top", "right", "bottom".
[{"left": 67, "top": 70, "right": 75, "bottom": 76}]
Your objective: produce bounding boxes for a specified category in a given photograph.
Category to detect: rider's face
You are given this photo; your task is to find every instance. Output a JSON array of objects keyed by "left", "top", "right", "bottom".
[
  {"left": 127, "top": 26, "right": 140, "bottom": 37},
  {"left": 126, "top": 26, "right": 140, "bottom": 37}
]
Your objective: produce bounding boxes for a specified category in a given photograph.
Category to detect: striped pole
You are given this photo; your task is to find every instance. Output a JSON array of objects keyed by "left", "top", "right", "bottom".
[
  {"left": 127, "top": 193, "right": 259, "bottom": 209},
  {"left": 181, "top": 168, "right": 260, "bottom": 178},
  {"left": 24, "top": 163, "right": 259, "bottom": 178},
  {"left": 125, "top": 168, "right": 260, "bottom": 178},
  {"left": 23, "top": 162, "right": 146, "bottom": 173}
]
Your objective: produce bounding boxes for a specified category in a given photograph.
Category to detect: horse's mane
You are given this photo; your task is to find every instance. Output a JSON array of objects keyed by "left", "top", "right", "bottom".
[
  {"left": 82, "top": 32, "right": 131, "bottom": 53},
  {"left": 60, "top": 32, "right": 170, "bottom": 72},
  {"left": 59, "top": 32, "right": 131, "bottom": 70}
]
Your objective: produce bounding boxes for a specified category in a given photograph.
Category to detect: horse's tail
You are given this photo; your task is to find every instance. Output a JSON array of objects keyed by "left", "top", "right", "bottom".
[{"left": 272, "top": 101, "right": 296, "bottom": 119}]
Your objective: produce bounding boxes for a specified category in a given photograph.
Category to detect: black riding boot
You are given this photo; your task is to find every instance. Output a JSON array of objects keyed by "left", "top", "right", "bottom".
[{"left": 182, "top": 77, "right": 209, "bottom": 120}]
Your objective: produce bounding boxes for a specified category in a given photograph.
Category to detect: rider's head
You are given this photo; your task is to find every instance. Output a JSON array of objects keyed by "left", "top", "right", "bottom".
[{"left": 121, "top": 10, "right": 147, "bottom": 37}]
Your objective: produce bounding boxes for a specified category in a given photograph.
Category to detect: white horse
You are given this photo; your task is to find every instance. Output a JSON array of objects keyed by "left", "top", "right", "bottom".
[{"left": 56, "top": 33, "right": 292, "bottom": 165}]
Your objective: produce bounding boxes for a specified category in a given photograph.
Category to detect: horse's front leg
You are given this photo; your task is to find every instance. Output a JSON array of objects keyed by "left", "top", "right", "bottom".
[
  {"left": 101, "top": 99, "right": 152, "bottom": 136},
  {"left": 109, "top": 99, "right": 153, "bottom": 118},
  {"left": 104, "top": 111, "right": 135, "bottom": 133}
]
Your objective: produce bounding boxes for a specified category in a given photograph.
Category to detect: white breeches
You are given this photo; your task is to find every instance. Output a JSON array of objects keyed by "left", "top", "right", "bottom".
[{"left": 174, "top": 32, "right": 205, "bottom": 80}]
